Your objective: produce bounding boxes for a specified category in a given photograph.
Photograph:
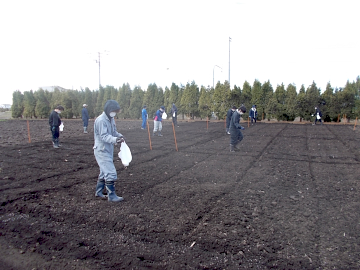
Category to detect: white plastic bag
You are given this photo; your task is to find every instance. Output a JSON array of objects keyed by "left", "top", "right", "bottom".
[
  {"left": 162, "top": 112, "right": 167, "bottom": 119},
  {"left": 59, "top": 122, "right": 64, "bottom": 132},
  {"left": 316, "top": 113, "right": 321, "bottom": 120},
  {"left": 118, "top": 142, "right": 132, "bottom": 167}
]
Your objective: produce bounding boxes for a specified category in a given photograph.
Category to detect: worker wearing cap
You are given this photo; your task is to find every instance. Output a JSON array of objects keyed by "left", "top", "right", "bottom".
[
  {"left": 249, "top": 105, "right": 257, "bottom": 125},
  {"left": 82, "top": 104, "right": 90, "bottom": 133},
  {"left": 230, "top": 105, "right": 246, "bottom": 152},
  {"left": 153, "top": 105, "right": 165, "bottom": 136}
]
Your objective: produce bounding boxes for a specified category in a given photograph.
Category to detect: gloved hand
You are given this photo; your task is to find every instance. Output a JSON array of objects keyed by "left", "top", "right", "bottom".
[
  {"left": 116, "top": 136, "right": 125, "bottom": 144},
  {"left": 239, "top": 126, "right": 245, "bottom": 130}
]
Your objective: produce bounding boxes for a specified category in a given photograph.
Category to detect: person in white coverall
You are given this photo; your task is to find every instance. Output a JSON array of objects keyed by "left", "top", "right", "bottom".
[{"left": 93, "top": 100, "right": 125, "bottom": 202}]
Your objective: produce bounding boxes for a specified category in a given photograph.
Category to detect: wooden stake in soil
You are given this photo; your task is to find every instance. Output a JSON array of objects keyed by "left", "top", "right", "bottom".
[
  {"left": 337, "top": 114, "right": 340, "bottom": 123},
  {"left": 224, "top": 115, "right": 226, "bottom": 128},
  {"left": 172, "top": 122, "right": 178, "bottom": 151},
  {"left": 248, "top": 116, "right": 250, "bottom": 127},
  {"left": 206, "top": 117, "right": 208, "bottom": 130},
  {"left": 27, "top": 120, "right": 31, "bottom": 143},
  {"left": 353, "top": 117, "right": 358, "bottom": 130},
  {"left": 146, "top": 120, "right": 152, "bottom": 150}
]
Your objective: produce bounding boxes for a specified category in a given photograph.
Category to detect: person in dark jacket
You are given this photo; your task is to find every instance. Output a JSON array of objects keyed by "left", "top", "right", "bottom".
[
  {"left": 312, "top": 107, "right": 323, "bottom": 125},
  {"left": 226, "top": 106, "right": 237, "bottom": 134},
  {"left": 49, "top": 105, "right": 64, "bottom": 148},
  {"left": 141, "top": 105, "right": 147, "bottom": 129},
  {"left": 153, "top": 106, "right": 165, "bottom": 136},
  {"left": 170, "top": 103, "right": 178, "bottom": 127},
  {"left": 229, "top": 105, "right": 246, "bottom": 152},
  {"left": 93, "top": 100, "right": 126, "bottom": 202},
  {"left": 82, "top": 104, "right": 90, "bottom": 133},
  {"left": 249, "top": 105, "right": 257, "bottom": 124}
]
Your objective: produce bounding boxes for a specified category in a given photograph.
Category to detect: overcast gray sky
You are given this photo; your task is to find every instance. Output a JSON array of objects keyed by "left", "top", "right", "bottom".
[{"left": 1, "top": 0, "right": 359, "bottom": 104}]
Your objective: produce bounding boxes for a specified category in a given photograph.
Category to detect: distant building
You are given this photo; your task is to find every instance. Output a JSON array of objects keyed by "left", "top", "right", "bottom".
[
  {"left": 39, "top": 86, "right": 67, "bottom": 92},
  {"left": 0, "top": 104, "right": 11, "bottom": 109}
]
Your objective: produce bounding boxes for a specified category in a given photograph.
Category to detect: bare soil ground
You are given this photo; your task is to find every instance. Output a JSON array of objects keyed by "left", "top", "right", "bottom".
[{"left": 0, "top": 119, "right": 359, "bottom": 269}]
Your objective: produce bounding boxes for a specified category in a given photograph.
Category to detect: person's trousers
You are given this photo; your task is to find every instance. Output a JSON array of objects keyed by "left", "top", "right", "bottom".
[
  {"left": 51, "top": 126, "right": 60, "bottom": 142},
  {"left": 153, "top": 121, "right": 162, "bottom": 132},
  {"left": 83, "top": 118, "right": 88, "bottom": 127},
  {"left": 94, "top": 148, "right": 117, "bottom": 182},
  {"left": 141, "top": 118, "right": 147, "bottom": 129},
  {"left": 172, "top": 112, "right": 178, "bottom": 126},
  {"left": 230, "top": 128, "right": 243, "bottom": 146}
]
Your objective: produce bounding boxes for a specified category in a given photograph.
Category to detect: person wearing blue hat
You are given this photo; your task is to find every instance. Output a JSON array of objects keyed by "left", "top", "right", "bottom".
[
  {"left": 153, "top": 105, "right": 165, "bottom": 136},
  {"left": 141, "top": 105, "right": 148, "bottom": 129},
  {"left": 249, "top": 105, "right": 258, "bottom": 125},
  {"left": 170, "top": 103, "right": 178, "bottom": 127},
  {"left": 81, "top": 104, "right": 90, "bottom": 133}
]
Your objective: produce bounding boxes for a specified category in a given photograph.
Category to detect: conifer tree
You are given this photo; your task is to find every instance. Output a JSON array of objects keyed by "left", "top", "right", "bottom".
[
  {"left": 164, "top": 86, "right": 171, "bottom": 111},
  {"left": 250, "top": 80, "right": 262, "bottom": 107},
  {"left": 129, "top": 86, "right": 144, "bottom": 119},
  {"left": 11, "top": 90, "right": 24, "bottom": 118},
  {"left": 143, "top": 83, "right": 158, "bottom": 118},
  {"left": 285, "top": 84, "right": 297, "bottom": 121},
  {"left": 180, "top": 81, "right": 199, "bottom": 119},
  {"left": 34, "top": 89, "right": 51, "bottom": 118},
  {"left": 23, "top": 90, "right": 37, "bottom": 118},
  {"left": 212, "top": 81, "right": 230, "bottom": 120},
  {"left": 95, "top": 87, "right": 105, "bottom": 116},
  {"left": 265, "top": 93, "right": 280, "bottom": 120},
  {"left": 305, "top": 81, "right": 321, "bottom": 120},
  {"left": 50, "top": 88, "right": 63, "bottom": 111},
  {"left": 321, "top": 82, "right": 334, "bottom": 121},
  {"left": 229, "top": 85, "right": 242, "bottom": 107},
  {"left": 198, "top": 85, "right": 212, "bottom": 119},
  {"left": 261, "top": 80, "right": 274, "bottom": 120},
  {"left": 241, "top": 81, "right": 252, "bottom": 111},
  {"left": 273, "top": 83, "right": 287, "bottom": 120},
  {"left": 169, "top": 83, "right": 180, "bottom": 106},
  {"left": 295, "top": 85, "right": 307, "bottom": 121},
  {"left": 117, "top": 83, "right": 132, "bottom": 118}
]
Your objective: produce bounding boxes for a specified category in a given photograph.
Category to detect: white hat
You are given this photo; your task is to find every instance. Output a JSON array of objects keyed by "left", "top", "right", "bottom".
[{"left": 83, "top": 104, "right": 88, "bottom": 107}]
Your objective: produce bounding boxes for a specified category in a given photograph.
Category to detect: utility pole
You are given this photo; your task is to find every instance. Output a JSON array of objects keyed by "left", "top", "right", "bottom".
[
  {"left": 98, "top": 52, "right": 101, "bottom": 90},
  {"left": 95, "top": 51, "right": 109, "bottom": 90},
  {"left": 229, "top": 37, "right": 231, "bottom": 88},
  {"left": 213, "top": 65, "right": 222, "bottom": 89}
]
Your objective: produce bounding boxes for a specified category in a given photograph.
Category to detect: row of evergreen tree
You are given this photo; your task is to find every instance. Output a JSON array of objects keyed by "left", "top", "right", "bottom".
[{"left": 11, "top": 76, "right": 360, "bottom": 122}]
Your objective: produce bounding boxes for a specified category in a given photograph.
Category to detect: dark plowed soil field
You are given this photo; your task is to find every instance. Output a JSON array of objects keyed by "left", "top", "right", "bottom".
[{"left": 0, "top": 119, "right": 359, "bottom": 269}]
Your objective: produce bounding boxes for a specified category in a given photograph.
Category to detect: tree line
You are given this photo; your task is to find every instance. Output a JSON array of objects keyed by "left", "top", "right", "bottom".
[{"left": 11, "top": 76, "right": 360, "bottom": 122}]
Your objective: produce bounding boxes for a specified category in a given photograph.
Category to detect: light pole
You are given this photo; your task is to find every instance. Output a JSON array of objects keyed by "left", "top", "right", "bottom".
[
  {"left": 95, "top": 50, "right": 109, "bottom": 90},
  {"left": 229, "top": 37, "right": 231, "bottom": 87},
  {"left": 213, "top": 65, "right": 222, "bottom": 89}
]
